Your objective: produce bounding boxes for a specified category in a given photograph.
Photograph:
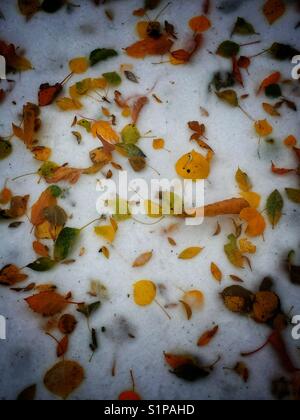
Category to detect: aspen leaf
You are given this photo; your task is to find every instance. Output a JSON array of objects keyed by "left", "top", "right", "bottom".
[
  {"left": 17, "top": 385, "right": 36, "bottom": 401},
  {"left": 240, "top": 207, "right": 266, "bottom": 237},
  {"left": 102, "top": 71, "right": 122, "bottom": 86},
  {"left": 69, "top": 57, "right": 89, "bottom": 74},
  {"left": 232, "top": 17, "right": 256, "bottom": 35},
  {"left": 44, "top": 361, "right": 84, "bottom": 399},
  {"left": 133, "top": 251, "right": 153, "bottom": 268},
  {"left": 263, "top": 103, "right": 281, "bottom": 117},
  {"left": 240, "top": 192, "right": 261, "bottom": 209},
  {"left": 197, "top": 326, "right": 219, "bottom": 347},
  {"left": 25, "top": 291, "right": 69, "bottom": 317},
  {"left": 216, "top": 41, "right": 240, "bottom": 58},
  {"left": 31, "top": 186, "right": 61, "bottom": 226},
  {"left": 216, "top": 90, "right": 239, "bottom": 107},
  {"left": 54, "top": 227, "right": 81, "bottom": 262},
  {"left": 239, "top": 238, "right": 256, "bottom": 254},
  {"left": 0, "top": 265, "right": 28, "bottom": 286},
  {"left": 283, "top": 135, "right": 297, "bottom": 148},
  {"left": 58, "top": 314, "right": 77, "bottom": 335},
  {"left": 32, "top": 146, "right": 52, "bottom": 162},
  {"left": 27, "top": 257, "right": 56, "bottom": 272},
  {"left": 233, "top": 362, "right": 249, "bottom": 383},
  {"left": 179, "top": 247, "right": 203, "bottom": 260},
  {"left": 236, "top": 168, "right": 252, "bottom": 192},
  {"left": 222, "top": 286, "right": 254, "bottom": 314},
  {"left": 133, "top": 280, "right": 156, "bottom": 306},
  {"left": 94, "top": 223, "right": 117, "bottom": 243},
  {"left": 92, "top": 120, "right": 119, "bottom": 143},
  {"left": 254, "top": 119, "right": 273, "bottom": 137},
  {"left": 263, "top": 0, "right": 286, "bottom": 25},
  {"left": 153, "top": 138, "right": 165, "bottom": 150},
  {"left": 266, "top": 189, "right": 284, "bottom": 228},
  {"left": 33, "top": 241, "right": 49, "bottom": 258},
  {"left": 119, "top": 391, "right": 141, "bottom": 401},
  {"left": 182, "top": 290, "right": 204, "bottom": 310},
  {"left": 258, "top": 72, "right": 281, "bottom": 94},
  {"left": 189, "top": 15, "right": 211, "bottom": 32},
  {"left": 176, "top": 150, "right": 210, "bottom": 180},
  {"left": 121, "top": 124, "right": 141, "bottom": 144},
  {"left": 0, "top": 187, "right": 12, "bottom": 205},
  {"left": 285, "top": 188, "right": 300, "bottom": 204},
  {"left": 252, "top": 291, "right": 280, "bottom": 323},
  {"left": 224, "top": 234, "right": 244, "bottom": 268},
  {"left": 211, "top": 263, "right": 222, "bottom": 282},
  {"left": 89, "top": 48, "right": 118, "bottom": 66},
  {"left": 56, "top": 97, "right": 82, "bottom": 111}
]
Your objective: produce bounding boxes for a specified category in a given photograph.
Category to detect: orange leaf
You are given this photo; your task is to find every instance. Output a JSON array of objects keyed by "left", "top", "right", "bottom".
[
  {"left": 126, "top": 36, "right": 173, "bottom": 59},
  {"left": 211, "top": 262, "right": 222, "bottom": 282},
  {"left": 131, "top": 97, "right": 149, "bottom": 124},
  {"left": 283, "top": 135, "right": 297, "bottom": 148},
  {"left": 57, "top": 335, "right": 69, "bottom": 358},
  {"left": 164, "top": 353, "right": 194, "bottom": 369},
  {"left": 91, "top": 120, "right": 119, "bottom": 143},
  {"left": 32, "top": 146, "right": 52, "bottom": 162},
  {"left": 0, "top": 265, "right": 28, "bottom": 286},
  {"left": 31, "top": 188, "right": 57, "bottom": 226},
  {"left": 33, "top": 241, "right": 49, "bottom": 258},
  {"left": 240, "top": 208, "right": 266, "bottom": 237},
  {"left": 263, "top": 0, "right": 286, "bottom": 25},
  {"left": 119, "top": 391, "right": 141, "bottom": 400},
  {"left": 258, "top": 72, "right": 281, "bottom": 94},
  {"left": 25, "top": 292, "right": 69, "bottom": 317},
  {"left": 197, "top": 326, "right": 219, "bottom": 347},
  {"left": 45, "top": 166, "right": 83, "bottom": 185},
  {"left": 0, "top": 187, "right": 12, "bottom": 205},
  {"left": 189, "top": 15, "right": 211, "bottom": 32},
  {"left": 254, "top": 119, "right": 273, "bottom": 137}
]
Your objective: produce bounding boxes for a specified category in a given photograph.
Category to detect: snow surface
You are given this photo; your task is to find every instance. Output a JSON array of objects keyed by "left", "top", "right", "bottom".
[{"left": 0, "top": 0, "right": 300, "bottom": 400}]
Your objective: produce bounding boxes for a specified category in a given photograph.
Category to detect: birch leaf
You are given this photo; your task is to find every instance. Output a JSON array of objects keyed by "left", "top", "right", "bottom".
[{"left": 266, "top": 189, "right": 284, "bottom": 228}]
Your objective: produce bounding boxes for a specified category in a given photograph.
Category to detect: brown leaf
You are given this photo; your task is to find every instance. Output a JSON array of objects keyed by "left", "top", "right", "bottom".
[
  {"left": 197, "top": 326, "right": 219, "bottom": 346},
  {"left": 25, "top": 292, "right": 69, "bottom": 317},
  {"left": 44, "top": 360, "right": 84, "bottom": 399},
  {"left": 180, "top": 300, "right": 193, "bottom": 320},
  {"left": 132, "top": 251, "right": 153, "bottom": 267},
  {"left": 0, "top": 264, "right": 28, "bottom": 286}
]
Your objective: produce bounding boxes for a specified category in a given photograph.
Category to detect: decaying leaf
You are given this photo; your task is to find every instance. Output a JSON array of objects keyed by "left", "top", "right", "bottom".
[
  {"left": 0, "top": 265, "right": 28, "bottom": 286},
  {"left": 197, "top": 326, "right": 219, "bottom": 347},
  {"left": 25, "top": 291, "right": 70, "bottom": 317},
  {"left": 224, "top": 235, "right": 245, "bottom": 268},
  {"left": 222, "top": 285, "right": 254, "bottom": 314},
  {"left": 132, "top": 251, "right": 153, "bottom": 268},
  {"left": 44, "top": 361, "right": 84, "bottom": 399}
]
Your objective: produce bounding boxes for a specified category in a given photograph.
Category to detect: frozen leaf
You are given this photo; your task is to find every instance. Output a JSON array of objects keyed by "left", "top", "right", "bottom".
[
  {"left": 89, "top": 48, "right": 118, "bottom": 66},
  {"left": 124, "top": 71, "right": 139, "bottom": 84},
  {"left": 133, "top": 280, "right": 156, "bottom": 306},
  {"left": 12, "top": 103, "right": 40, "bottom": 149},
  {"left": 263, "top": 102, "right": 281, "bottom": 117},
  {"left": 164, "top": 353, "right": 210, "bottom": 382},
  {"left": 252, "top": 291, "right": 280, "bottom": 323},
  {"left": 145, "top": 0, "right": 161, "bottom": 10},
  {"left": 233, "top": 362, "right": 249, "bottom": 382},
  {"left": 287, "top": 251, "right": 300, "bottom": 285},
  {"left": 211, "top": 263, "right": 222, "bottom": 282},
  {"left": 239, "top": 238, "right": 256, "bottom": 254},
  {"left": 32, "top": 146, "right": 52, "bottom": 161},
  {"left": 92, "top": 120, "right": 119, "bottom": 142},
  {"left": 216, "top": 90, "right": 238, "bottom": 107},
  {"left": 180, "top": 300, "right": 192, "bottom": 320},
  {"left": 17, "top": 384, "right": 36, "bottom": 401},
  {"left": 133, "top": 251, "right": 153, "bottom": 268},
  {"left": 216, "top": 41, "right": 240, "bottom": 58},
  {"left": 0, "top": 139, "right": 12, "bottom": 160},
  {"left": 254, "top": 119, "right": 273, "bottom": 137},
  {"left": 283, "top": 135, "right": 297, "bottom": 148},
  {"left": 44, "top": 166, "right": 84, "bottom": 185},
  {"left": 44, "top": 361, "right": 84, "bottom": 399},
  {"left": 153, "top": 139, "right": 165, "bottom": 150},
  {"left": 240, "top": 192, "right": 261, "bottom": 209},
  {"left": 224, "top": 234, "right": 244, "bottom": 268},
  {"left": 269, "top": 43, "right": 299, "bottom": 61},
  {"left": 31, "top": 186, "right": 61, "bottom": 227},
  {"left": 77, "top": 301, "right": 101, "bottom": 319},
  {"left": 222, "top": 285, "right": 254, "bottom": 314},
  {"left": 33, "top": 241, "right": 49, "bottom": 258},
  {"left": 72, "top": 131, "right": 82, "bottom": 144},
  {"left": 58, "top": 314, "right": 77, "bottom": 335},
  {"left": 56, "top": 97, "right": 82, "bottom": 111},
  {"left": 54, "top": 227, "right": 80, "bottom": 262},
  {"left": 126, "top": 36, "right": 173, "bottom": 59},
  {"left": 182, "top": 290, "right": 204, "bottom": 310},
  {"left": 0, "top": 265, "right": 28, "bottom": 286},
  {"left": 25, "top": 292, "right": 69, "bottom": 317},
  {"left": 121, "top": 124, "right": 141, "bottom": 144},
  {"left": 258, "top": 72, "right": 281, "bottom": 94},
  {"left": 232, "top": 17, "right": 256, "bottom": 35},
  {"left": 199, "top": 198, "right": 249, "bottom": 217},
  {"left": 27, "top": 257, "right": 56, "bottom": 272},
  {"left": 211, "top": 71, "right": 234, "bottom": 91},
  {"left": 0, "top": 195, "right": 29, "bottom": 219},
  {"left": 102, "top": 72, "right": 122, "bottom": 86},
  {"left": 179, "top": 247, "right": 203, "bottom": 260},
  {"left": 0, "top": 187, "right": 12, "bottom": 205},
  {"left": 265, "top": 84, "right": 282, "bottom": 98},
  {"left": 176, "top": 150, "right": 211, "bottom": 180},
  {"left": 285, "top": 188, "right": 300, "bottom": 204},
  {"left": 189, "top": 15, "right": 211, "bottom": 32},
  {"left": 38, "top": 83, "right": 64, "bottom": 107},
  {"left": 69, "top": 57, "right": 89, "bottom": 74},
  {"left": 240, "top": 208, "right": 266, "bottom": 237},
  {"left": 236, "top": 168, "right": 252, "bottom": 192},
  {"left": 263, "top": 0, "right": 286, "bottom": 25},
  {"left": 44, "top": 205, "right": 68, "bottom": 227},
  {"left": 0, "top": 40, "right": 32, "bottom": 72},
  {"left": 18, "top": 0, "right": 40, "bottom": 17},
  {"left": 271, "top": 162, "right": 295, "bottom": 176},
  {"left": 266, "top": 189, "right": 284, "bottom": 228},
  {"left": 170, "top": 34, "right": 202, "bottom": 64},
  {"left": 94, "top": 220, "right": 117, "bottom": 243},
  {"left": 197, "top": 326, "right": 219, "bottom": 346}
]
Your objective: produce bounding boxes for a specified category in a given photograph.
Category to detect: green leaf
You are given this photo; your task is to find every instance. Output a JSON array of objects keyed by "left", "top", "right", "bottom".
[
  {"left": 102, "top": 71, "right": 122, "bottom": 86},
  {"left": 216, "top": 41, "right": 240, "bottom": 58},
  {"left": 116, "top": 144, "right": 146, "bottom": 158},
  {"left": 285, "top": 188, "right": 300, "bottom": 204},
  {"left": 270, "top": 43, "right": 299, "bottom": 61},
  {"left": 54, "top": 227, "right": 80, "bottom": 262},
  {"left": 27, "top": 257, "right": 57, "bottom": 272},
  {"left": 224, "top": 234, "right": 244, "bottom": 268},
  {"left": 232, "top": 17, "right": 256, "bottom": 35},
  {"left": 216, "top": 90, "right": 239, "bottom": 107},
  {"left": 38, "top": 162, "right": 59, "bottom": 178},
  {"left": 48, "top": 185, "right": 62, "bottom": 198},
  {"left": 0, "top": 139, "right": 12, "bottom": 160},
  {"left": 77, "top": 301, "right": 101, "bottom": 318},
  {"left": 266, "top": 189, "right": 284, "bottom": 228},
  {"left": 121, "top": 124, "right": 141, "bottom": 144},
  {"left": 77, "top": 119, "right": 91, "bottom": 133},
  {"left": 89, "top": 49, "right": 118, "bottom": 66},
  {"left": 265, "top": 84, "right": 282, "bottom": 98},
  {"left": 210, "top": 71, "right": 235, "bottom": 91}
]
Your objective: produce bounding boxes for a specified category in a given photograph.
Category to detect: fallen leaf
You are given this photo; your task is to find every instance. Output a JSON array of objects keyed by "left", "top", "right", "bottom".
[
  {"left": 132, "top": 251, "right": 153, "bottom": 268},
  {"left": 179, "top": 247, "right": 203, "bottom": 260},
  {"left": 189, "top": 15, "right": 211, "bottom": 32},
  {"left": 211, "top": 263, "right": 222, "bottom": 282},
  {"left": 266, "top": 189, "right": 284, "bottom": 228},
  {"left": 197, "top": 326, "right": 219, "bottom": 346},
  {"left": 44, "top": 360, "right": 84, "bottom": 399},
  {"left": 133, "top": 280, "right": 156, "bottom": 306},
  {"left": 25, "top": 291, "right": 69, "bottom": 317},
  {"left": 0, "top": 264, "right": 28, "bottom": 286},
  {"left": 263, "top": 0, "right": 286, "bottom": 25}
]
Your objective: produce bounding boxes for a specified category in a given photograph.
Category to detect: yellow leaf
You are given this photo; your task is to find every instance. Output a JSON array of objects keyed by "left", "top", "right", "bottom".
[
  {"left": 240, "top": 192, "right": 261, "bottom": 209},
  {"left": 90, "top": 78, "right": 107, "bottom": 90},
  {"left": 235, "top": 168, "right": 252, "bottom": 192},
  {"left": 211, "top": 262, "right": 222, "bottom": 282},
  {"left": 179, "top": 247, "right": 204, "bottom": 260},
  {"left": 35, "top": 221, "right": 63, "bottom": 241},
  {"left": 240, "top": 208, "right": 266, "bottom": 237},
  {"left": 153, "top": 138, "right": 165, "bottom": 150},
  {"left": 144, "top": 200, "right": 163, "bottom": 218},
  {"left": 32, "top": 146, "right": 52, "bottom": 162},
  {"left": 69, "top": 57, "right": 89, "bottom": 74},
  {"left": 56, "top": 97, "right": 82, "bottom": 111},
  {"left": 94, "top": 225, "right": 116, "bottom": 243},
  {"left": 133, "top": 280, "right": 156, "bottom": 306},
  {"left": 254, "top": 119, "right": 273, "bottom": 137},
  {"left": 91, "top": 120, "right": 119, "bottom": 143},
  {"left": 182, "top": 290, "right": 204, "bottom": 310},
  {"left": 136, "top": 21, "right": 149, "bottom": 39},
  {"left": 175, "top": 150, "right": 211, "bottom": 180},
  {"left": 239, "top": 238, "right": 257, "bottom": 254}
]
